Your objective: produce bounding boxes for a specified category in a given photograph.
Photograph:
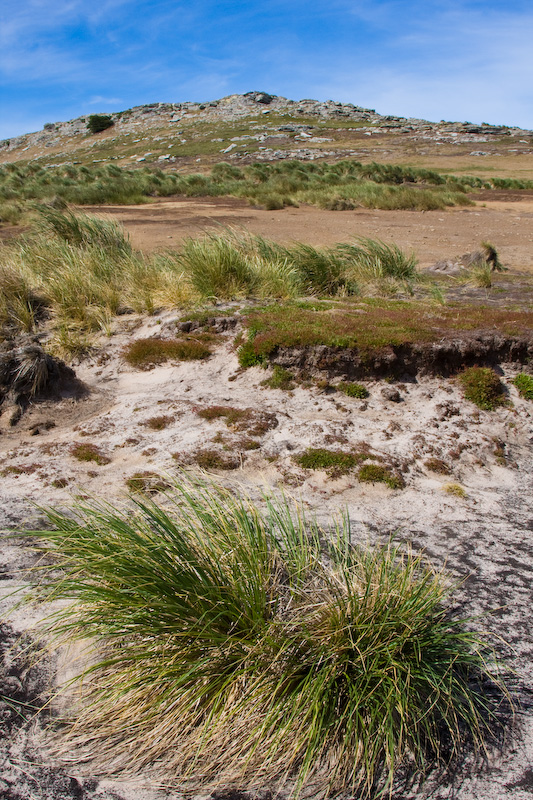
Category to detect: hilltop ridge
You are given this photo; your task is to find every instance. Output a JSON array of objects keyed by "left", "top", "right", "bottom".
[{"left": 2, "top": 91, "right": 532, "bottom": 175}]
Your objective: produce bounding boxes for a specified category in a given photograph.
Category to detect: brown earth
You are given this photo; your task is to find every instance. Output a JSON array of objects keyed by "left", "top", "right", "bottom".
[{"left": 80, "top": 192, "right": 533, "bottom": 272}]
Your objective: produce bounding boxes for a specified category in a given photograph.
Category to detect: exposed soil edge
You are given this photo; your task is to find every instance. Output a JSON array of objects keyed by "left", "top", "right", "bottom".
[{"left": 269, "top": 330, "right": 533, "bottom": 379}]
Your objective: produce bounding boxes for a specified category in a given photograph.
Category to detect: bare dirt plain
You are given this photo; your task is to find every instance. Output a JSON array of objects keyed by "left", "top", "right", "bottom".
[
  {"left": 83, "top": 192, "right": 533, "bottom": 272},
  {"left": 1, "top": 196, "right": 533, "bottom": 800}
]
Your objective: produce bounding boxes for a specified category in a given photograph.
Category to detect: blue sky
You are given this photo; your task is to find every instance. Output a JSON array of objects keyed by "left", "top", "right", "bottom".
[{"left": 1, "top": 0, "right": 532, "bottom": 139}]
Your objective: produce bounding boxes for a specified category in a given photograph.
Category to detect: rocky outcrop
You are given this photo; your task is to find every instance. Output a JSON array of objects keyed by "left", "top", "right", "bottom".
[{"left": 1, "top": 92, "right": 530, "bottom": 158}]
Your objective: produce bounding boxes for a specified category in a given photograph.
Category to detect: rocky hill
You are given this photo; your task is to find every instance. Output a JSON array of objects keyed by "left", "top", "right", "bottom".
[{"left": 2, "top": 91, "right": 532, "bottom": 173}]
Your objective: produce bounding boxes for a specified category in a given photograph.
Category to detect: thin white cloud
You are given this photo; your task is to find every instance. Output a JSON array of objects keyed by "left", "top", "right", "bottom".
[{"left": 87, "top": 95, "right": 123, "bottom": 106}]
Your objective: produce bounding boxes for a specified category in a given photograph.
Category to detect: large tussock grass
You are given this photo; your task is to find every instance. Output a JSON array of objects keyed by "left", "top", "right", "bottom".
[
  {"left": 0, "top": 210, "right": 418, "bottom": 354},
  {"left": 31, "top": 477, "right": 508, "bottom": 797}
]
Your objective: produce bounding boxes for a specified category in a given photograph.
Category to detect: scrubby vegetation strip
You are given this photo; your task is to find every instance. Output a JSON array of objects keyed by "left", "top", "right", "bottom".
[{"left": 3, "top": 157, "right": 533, "bottom": 223}]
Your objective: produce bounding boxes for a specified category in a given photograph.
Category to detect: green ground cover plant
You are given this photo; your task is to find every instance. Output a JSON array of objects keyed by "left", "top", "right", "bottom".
[
  {"left": 357, "top": 463, "right": 405, "bottom": 489},
  {"left": 337, "top": 381, "right": 369, "bottom": 398},
  {"left": 238, "top": 300, "right": 533, "bottom": 367},
  {"left": 458, "top": 367, "right": 506, "bottom": 410},
  {"left": 295, "top": 447, "right": 370, "bottom": 477},
  {"left": 261, "top": 365, "right": 296, "bottom": 390},
  {"left": 28, "top": 477, "right": 507, "bottom": 797},
  {"left": 512, "top": 373, "right": 533, "bottom": 400}
]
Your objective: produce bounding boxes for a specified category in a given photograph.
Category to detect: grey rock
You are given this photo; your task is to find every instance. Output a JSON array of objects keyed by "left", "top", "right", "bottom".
[{"left": 381, "top": 386, "right": 402, "bottom": 403}]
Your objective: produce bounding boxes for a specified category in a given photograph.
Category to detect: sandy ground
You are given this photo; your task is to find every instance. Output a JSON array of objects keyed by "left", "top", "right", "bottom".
[
  {"left": 1, "top": 309, "right": 533, "bottom": 799},
  {"left": 82, "top": 193, "right": 533, "bottom": 272}
]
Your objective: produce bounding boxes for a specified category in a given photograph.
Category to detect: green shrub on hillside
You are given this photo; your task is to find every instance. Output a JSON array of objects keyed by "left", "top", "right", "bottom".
[{"left": 87, "top": 114, "right": 114, "bottom": 134}]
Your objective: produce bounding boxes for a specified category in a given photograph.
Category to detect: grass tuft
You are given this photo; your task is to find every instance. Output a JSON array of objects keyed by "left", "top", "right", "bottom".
[{"left": 28, "top": 478, "right": 508, "bottom": 797}]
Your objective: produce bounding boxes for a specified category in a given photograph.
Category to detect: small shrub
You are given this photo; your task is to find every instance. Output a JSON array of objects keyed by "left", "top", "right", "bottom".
[
  {"left": 237, "top": 339, "right": 265, "bottom": 368},
  {"left": 197, "top": 406, "right": 277, "bottom": 438},
  {"left": 424, "top": 458, "right": 451, "bottom": 475},
  {"left": 459, "top": 367, "right": 506, "bottom": 411},
  {"left": 71, "top": 443, "right": 110, "bottom": 465},
  {"left": 261, "top": 365, "right": 295, "bottom": 390},
  {"left": 124, "top": 338, "right": 211, "bottom": 369},
  {"left": 236, "top": 436, "right": 260, "bottom": 451},
  {"left": 142, "top": 415, "right": 173, "bottom": 431},
  {"left": 358, "top": 463, "right": 404, "bottom": 489},
  {"left": 337, "top": 381, "right": 369, "bottom": 399},
  {"left": 28, "top": 478, "right": 507, "bottom": 797},
  {"left": 87, "top": 114, "right": 114, "bottom": 134},
  {"left": 193, "top": 448, "right": 240, "bottom": 470},
  {"left": 197, "top": 405, "right": 248, "bottom": 424},
  {"left": 295, "top": 447, "right": 369, "bottom": 478},
  {"left": 126, "top": 472, "right": 171, "bottom": 494},
  {"left": 512, "top": 373, "right": 533, "bottom": 400}
]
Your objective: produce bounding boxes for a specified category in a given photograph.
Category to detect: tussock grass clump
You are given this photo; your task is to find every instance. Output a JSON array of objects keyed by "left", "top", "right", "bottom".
[
  {"left": 459, "top": 367, "right": 506, "bottom": 411},
  {"left": 180, "top": 233, "right": 259, "bottom": 298},
  {"left": 29, "top": 478, "right": 507, "bottom": 797},
  {"left": 512, "top": 373, "right": 533, "bottom": 400},
  {"left": 36, "top": 207, "right": 132, "bottom": 254},
  {"left": 0, "top": 267, "right": 43, "bottom": 334},
  {"left": 124, "top": 337, "right": 211, "bottom": 369}
]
